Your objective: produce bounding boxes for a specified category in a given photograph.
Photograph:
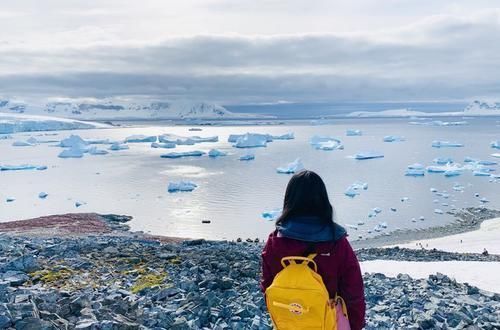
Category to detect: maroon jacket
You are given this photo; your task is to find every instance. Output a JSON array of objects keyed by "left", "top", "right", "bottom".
[{"left": 261, "top": 229, "right": 366, "bottom": 330}]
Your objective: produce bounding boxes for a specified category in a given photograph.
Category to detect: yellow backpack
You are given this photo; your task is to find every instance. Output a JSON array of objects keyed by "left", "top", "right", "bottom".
[{"left": 265, "top": 254, "right": 348, "bottom": 330}]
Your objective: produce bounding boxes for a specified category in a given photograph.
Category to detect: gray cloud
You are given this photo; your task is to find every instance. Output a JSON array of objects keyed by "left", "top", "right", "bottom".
[{"left": 1, "top": 10, "right": 500, "bottom": 103}]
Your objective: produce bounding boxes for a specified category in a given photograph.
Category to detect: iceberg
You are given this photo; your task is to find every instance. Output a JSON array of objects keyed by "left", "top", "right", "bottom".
[
  {"left": 473, "top": 170, "right": 491, "bottom": 177},
  {"left": 478, "top": 160, "right": 497, "bottom": 166},
  {"left": 310, "top": 136, "right": 343, "bottom": 151},
  {"left": 151, "top": 142, "right": 176, "bottom": 149},
  {"left": 433, "top": 157, "right": 453, "bottom": 165},
  {"left": 228, "top": 133, "right": 273, "bottom": 143},
  {"left": 36, "top": 165, "right": 47, "bottom": 170},
  {"left": 159, "top": 134, "right": 218, "bottom": 145},
  {"left": 346, "top": 129, "right": 362, "bottom": 136},
  {"left": 491, "top": 141, "right": 500, "bottom": 149},
  {"left": 1, "top": 164, "right": 38, "bottom": 171},
  {"left": 480, "top": 197, "right": 490, "bottom": 203},
  {"left": 444, "top": 169, "right": 461, "bottom": 177},
  {"left": 405, "top": 169, "right": 425, "bottom": 176},
  {"left": 232, "top": 133, "right": 270, "bottom": 148},
  {"left": 492, "top": 153, "right": 500, "bottom": 158},
  {"left": 109, "top": 143, "right": 129, "bottom": 151},
  {"left": 383, "top": 135, "right": 405, "bottom": 142},
  {"left": 189, "top": 128, "right": 202, "bottom": 131},
  {"left": 160, "top": 151, "right": 205, "bottom": 158},
  {"left": 431, "top": 141, "right": 464, "bottom": 148},
  {"left": 87, "top": 138, "right": 113, "bottom": 145},
  {"left": 354, "top": 152, "right": 384, "bottom": 160},
  {"left": 239, "top": 153, "right": 255, "bottom": 161},
  {"left": 6, "top": 197, "right": 15, "bottom": 202},
  {"left": 344, "top": 181, "right": 368, "bottom": 198},
  {"left": 12, "top": 140, "right": 35, "bottom": 147},
  {"left": 262, "top": 209, "right": 282, "bottom": 221},
  {"left": 271, "top": 133, "right": 295, "bottom": 140},
  {"left": 58, "top": 145, "right": 85, "bottom": 158},
  {"left": 125, "top": 135, "right": 157, "bottom": 143},
  {"left": 59, "top": 135, "right": 88, "bottom": 148},
  {"left": 38, "top": 192, "right": 48, "bottom": 199},
  {"left": 208, "top": 149, "right": 227, "bottom": 158},
  {"left": 434, "top": 209, "right": 444, "bottom": 214},
  {"left": 87, "top": 146, "right": 109, "bottom": 155},
  {"left": 167, "top": 181, "right": 198, "bottom": 192},
  {"left": 276, "top": 158, "right": 304, "bottom": 174}
]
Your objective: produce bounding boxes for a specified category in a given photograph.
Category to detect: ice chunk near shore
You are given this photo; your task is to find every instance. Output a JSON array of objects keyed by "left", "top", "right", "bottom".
[
  {"left": 432, "top": 141, "right": 464, "bottom": 148},
  {"left": 125, "top": 135, "right": 157, "bottom": 143},
  {"left": 232, "top": 133, "right": 269, "bottom": 148},
  {"left": 87, "top": 146, "right": 108, "bottom": 155},
  {"left": 38, "top": 192, "right": 48, "bottom": 199},
  {"left": 276, "top": 158, "right": 304, "bottom": 174},
  {"left": 58, "top": 145, "right": 85, "bottom": 158},
  {"left": 271, "top": 132, "right": 294, "bottom": 140},
  {"left": 354, "top": 152, "right": 384, "bottom": 160},
  {"left": 344, "top": 181, "right": 368, "bottom": 197},
  {"left": 262, "top": 209, "right": 282, "bottom": 221},
  {"left": 433, "top": 157, "right": 453, "bottom": 165},
  {"left": 0, "top": 134, "right": 12, "bottom": 139},
  {"left": 383, "top": 135, "right": 405, "bottom": 142},
  {"left": 109, "top": 143, "right": 129, "bottom": 151},
  {"left": 239, "top": 153, "right": 255, "bottom": 161},
  {"left": 491, "top": 141, "right": 500, "bottom": 149},
  {"left": 208, "top": 149, "right": 227, "bottom": 158},
  {"left": 160, "top": 151, "right": 205, "bottom": 158},
  {"left": 310, "top": 136, "right": 343, "bottom": 150},
  {"left": 346, "top": 129, "right": 362, "bottom": 136},
  {"left": 168, "top": 181, "right": 198, "bottom": 192},
  {"left": 151, "top": 142, "right": 176, "bottom": 149}
]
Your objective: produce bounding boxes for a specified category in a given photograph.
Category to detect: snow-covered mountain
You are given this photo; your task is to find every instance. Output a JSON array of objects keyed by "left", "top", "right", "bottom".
[
  {"left": 463, "top": 100, "right": 500, "bottom": 115},
  {"left": 0, "top": 98, "right": 249, "bottom": 120}
]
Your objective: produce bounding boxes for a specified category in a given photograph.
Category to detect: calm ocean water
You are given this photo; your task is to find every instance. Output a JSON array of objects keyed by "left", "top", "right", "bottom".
[{"left": 1, "top": 117, "right": 498, "bottom": 241}]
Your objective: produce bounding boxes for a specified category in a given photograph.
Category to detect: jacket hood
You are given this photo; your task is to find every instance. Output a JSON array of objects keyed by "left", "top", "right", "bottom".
[{"left": 276, "top": 216, "right": 347, "bottom": 242}]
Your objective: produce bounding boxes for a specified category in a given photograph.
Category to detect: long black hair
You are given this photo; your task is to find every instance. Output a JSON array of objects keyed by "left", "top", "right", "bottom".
[{"left": 276, "top": 170, "right": 335, "bottom": 226}]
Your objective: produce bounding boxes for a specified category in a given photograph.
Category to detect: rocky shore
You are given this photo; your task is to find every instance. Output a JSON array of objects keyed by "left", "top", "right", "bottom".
[{"left": 1, "top": 209, "right": 499, "bottom": 329}]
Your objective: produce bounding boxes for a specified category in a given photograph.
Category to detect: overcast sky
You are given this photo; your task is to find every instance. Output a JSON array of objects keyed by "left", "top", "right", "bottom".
[{"left": 1, "top": 0, "right": 499, "bottom": 104}]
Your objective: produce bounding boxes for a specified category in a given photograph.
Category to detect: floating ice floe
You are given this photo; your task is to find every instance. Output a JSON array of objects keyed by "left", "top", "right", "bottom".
[
  {"left": 430, "top": 187, "right": 438, "bottom": 192},
  {"left": 373, "top": 207, "right": 382, "bottom": 214},
  {"left": 410, "top": 121, "right": 468, "bottom": 126},
  {"left": 453, "top": 183, "right": 465, "bottom": 191},
  {"left": 491, "top": 141, "right": 500, "bottom": 149},
  {"left": 12, "top": 140, "right": 34, "bottom": 147},
  {"left": 160, "top": 151, "right": 205, "bottom": 158},
  {"left": 208, "top": 149, "right": 227, "bottom": 158},
  {"left": 75, "top": 201, "right": 85, "bottom": 207},
  {"left": 383, "top": 135, "right": 405, "bottom": 142},
  {"left": 0, "top": 164, "right": 46, "bottom": 171},
  {"left": 151, "top": 142, "right": 176, "bottom": 149},
  {"left": 480, "top": 197, "right": 490, "bottom": 203},
  {"left": 0, "top": 134, "right": 12, "bottom": 139},
  {"left": 125, "top": 135, "right": 157, "bottom": 143},
  {"left": 188, "top": 128, "right": 202, "bottom": 131},
  {"left": 271, "top": 133, "right": 294, "bottom": 140},
  {"left": 87, "top": 138, "right": 113, "bottom": 145},
  {"left": 168, "top": 181, "right": 198, "bottom": 192},
  {"left": 310, "top": 136, "right": 343, "bottom": 151},
  {"left": 159, "top": 134, "right": 218, "bottom": 145},
  {"left": 87, "top": 146, "right": 109, "bottom": 155},
  {"left": 38, "top": 192, "right": 48, "bottom": 199},
  {"left": 434, "top": 209, "right": 444, "bottom": 214},
  {"left": 433, "top": 157, "right": 453, "bottom": 165},
  {"left": 405, "top": 163, "right": 425, "bottom": 176},
  {"left": 354, "top": 152, "right": 384, "bottom": 160},
  {"left": 431, "top": 141, "right": 464, "bottom": 148},
  {"left": 59, "top": 134, "right": 88, "bottom": 148},
  {"left": 344, "top": 181, "right": 368, "bottom": 198},
  {"left": 6, "top": 197, "right": 15, "bottom": 202},
  {"left": 239, "top": 154, "right": 255, "bottom": 161},
  {"left": 346, "top": 129, "right": 362, "bottom": 136},
  {"left": 231, "top": 133, "right": 270, "bottom": 148},
  {"left": 276, "top": 158, "right": 304, "bottom": 174},
  {"left": 262, "top": 209, "right": 282, "bottom": 221},
  {"left": 0, "top": 112, "right": 104, "bottom": 134},
  {"left": 473, "top": 170, "right": 492, "bottom": 177},
  {"left": 491, "top": 153, "right": 500, "bottom": 158},
  {"left": 109, "top": 143, "right": 129, "bottom": 151},
  {"left": 345, "top": 224, "right": 358, "bottom": 230},
  {"left": 58, "top": 146, "right": 85, "bottom": 158}
]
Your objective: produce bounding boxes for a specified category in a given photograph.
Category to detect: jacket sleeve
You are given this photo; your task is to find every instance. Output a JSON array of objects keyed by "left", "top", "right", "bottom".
[
  {"left": 337, "top": 238, "right": 366, "bottom": 330},
  {"left": 260, "top": 236, "right": 273, "bottom": 293}
]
